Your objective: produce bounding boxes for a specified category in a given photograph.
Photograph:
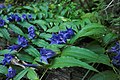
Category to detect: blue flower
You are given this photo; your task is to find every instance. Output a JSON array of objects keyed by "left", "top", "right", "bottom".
[
  {"left": 111, "top": 42, "right": 120, "bottom": 54},
  {"left": 8, "top": 45, "right": 20, "bottom": 51},
  {"left": 50, "top": 34, "right": 67, "bottom": 44},
  {"left": 6, "top": 67, "right": 16, "bottom": 80},
  {"left": 40, "top": 48, "right": 56, "bottom": 64},
  {"left": 18, "top": 35, "right": 28, "bottom": 47},
  {"left": 14, "top": 14, "right": 21, "bottom": 22},
  {"left": 28, "top": 26, "right": 35, "bottom": 39},
  {"left": 2, "top": 54, "right": 13, "bottom": 65},
  {"left": 110, "top": 42, "right": 120, "bottom": 66},
  {"left": 0, "top": 4, "right": 5, "bottom": 9},
  {"left": 0, "top": 18, "right": 5, "bottom": 27},
  {"left": 22, "top": 14, "right": 27, "bottom": 20},
  {"left": 28, "top": 14, "right": 32, "bottom": 20},
  {"left": 7, "top": 14, "right": 21, "bottom": 22},
  {"left": 7, "top": 14, "right": 15, "bottom": 22}
]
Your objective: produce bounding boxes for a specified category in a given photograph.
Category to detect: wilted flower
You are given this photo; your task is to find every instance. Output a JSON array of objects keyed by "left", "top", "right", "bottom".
[
  {"left": 0, "top": 18, "right": 5, "bottom": 27},
  {"left": 2, "top": 54, "right": 13, "bottom": 65},
  {"left": 18, "top": 35, "right": 28, "bottom": 47},
  {"left": 8, "top": 45, "right": 20, "bottom": 51},
  {"left": 40, "top": 48, "right": 56, "bottom": 64},
  {"left": 28, "top": 26, "right": 35, "bottom": 39},
  {"left": 6, "top": 67, "right": 16, "bottom": 80}
]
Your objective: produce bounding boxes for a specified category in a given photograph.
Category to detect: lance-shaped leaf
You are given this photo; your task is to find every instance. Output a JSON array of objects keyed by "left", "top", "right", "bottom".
[
  {"left": 70, "top": 23, "right": 106, "bottom": 44},
  {"left": 49, "top": 56, "right": 98, "bottom": 72}
]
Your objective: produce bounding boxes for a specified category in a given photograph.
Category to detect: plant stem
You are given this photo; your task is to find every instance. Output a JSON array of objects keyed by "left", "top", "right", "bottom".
[{"left": 40, "top": 68, "right": 48, "bottom": 80}]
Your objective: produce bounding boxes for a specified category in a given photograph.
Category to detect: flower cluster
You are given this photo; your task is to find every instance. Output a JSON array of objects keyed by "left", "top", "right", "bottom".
[
  {"left": 40, "top": 48, "right": 56, "bottom": 64},
  {"left": 6, "top": 67, "right": 16, "bottom": 80},
  {"left": 0, "top": 17, "right": 5, "bottom": 27},
  {"left": 28, "top": 26, "right": 35, "bottom": 39},
  {"left": 8, "top": 35, "right": 28, "bottom": 51},
  {"left": 50, "top": 28, "right": 74, "bottom": 44},
  {"left": 2, "top": 54, "right": 13, "bottom": 65},
  {"left": 7, "top": 14, "right": 21, "bottom": 22},
  {"left": 7, "top": 14, "right": 33, "bottom": 22},
  {"left": 110, "top": 42, "right": 120, "bottom": 66}
]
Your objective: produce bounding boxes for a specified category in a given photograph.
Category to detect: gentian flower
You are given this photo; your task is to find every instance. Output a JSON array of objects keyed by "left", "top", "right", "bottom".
[
  {"left": 0, "top": 18, "right": 5, "bottom": 27},
  {"left": 18, "top": 35, "right": 28, "bottom": 47},
  {"left": 110, "top": 42, "right": 120, "bottom": 66},
  {"left": 0, "top": 4, "right": 5, "bottom": 9},
  {"left": 2, "top": 54, "right": 13, "bottom": 65},
  {"left": 6, "top": 67, "right": 16, "bottom": 80},
  {"left": 22, "top": 14, "right": 27, "bottom": 20},
  {"left": 50, "top": 34, "right": 67, "bottom": 44},
  {"left": 14, "top": 14, "right": 21, "bottom": 22},
  {"left": 28, "top": 26, "right": 35, "bottom": 39},
  {"left": 28, "top": 14, "right": 32, "bottom": 20},
  {"left": 50, "top": 28, "right": 74, "bottom": 44},
  {"left": 7, "top": 14, "right": 15, "bottom": 22},
  {"left": 8, "top": 45, "right": 20, "bottom": 51},
  {"left": 40, "top": 48, "right": 56, "bottom": 64}
]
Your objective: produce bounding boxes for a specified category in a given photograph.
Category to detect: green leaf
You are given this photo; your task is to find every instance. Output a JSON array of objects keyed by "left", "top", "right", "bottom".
[
  {"left": 90, "top": 70, "right": 118, "bottom": 80},
  {"left": 32, "top": 39, "right": 49, "bottom": 47},
  {"left": 25, "top": 46, "right": 40, "bottom": 57},
  {"left": 27, "top": 68, "right": 39, "bottom": 80},
  {"left": 46, "top": 25, "right": 59, "bottom": 32},
  {"left": 61, "top": 46, "right": 111, "bottom": 66},
  {"left": 62, "top": 46, "right": 99, "bottom": 61},
  {"left": 17, "top": 22, "right": 32, "bottom": 28},
  {"left": 9, "top": 24, "right": 24, "bottom": 36},
  {"left": 0, "top": 65, "right": 8, "bottom": 74},
  {"left": 103, "top": 33, "right": 118, "bottom": 45},
  {"left": 70, "top": 23, "right": 106, "bottom": 44},
  {"left": 49, "top": 56, "right": 98, "bottom": 72},
  {"left": 0, "top": 49, "right": 15, "bottom": 55},
  {"left": 17, "top": 53, "right": 34, "bottom": 63},
  {"left": 39, "top": 33, "right": 52, "bottom": 40},
  {"left": 0, "top": 28, "right": 10, "bottom": 40},
  {"left": 86, "top": 41, "right": 105, "bottom": 54},
  {"left": 14, "top": 68, "right": 29, "bottom": 80},
  {"left": 0, "top": 56, "right": 4, "bottom": 63},
  {"left": 31, "top": 20, "right": 47, "bottom": 31}
]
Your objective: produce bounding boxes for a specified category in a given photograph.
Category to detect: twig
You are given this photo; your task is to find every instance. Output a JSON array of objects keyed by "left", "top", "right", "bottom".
[
  {"left": 40, "top": 68, "right": 48, "bottom": 80},
  {"left": 104, "top": 0, "right": 115, "bottom": 10}
]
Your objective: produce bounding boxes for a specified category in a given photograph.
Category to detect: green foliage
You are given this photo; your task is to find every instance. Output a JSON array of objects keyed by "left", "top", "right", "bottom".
[
  {"left": 0, "top": 0, "right": 119, "bottom": 80},
  {"left": 90, "top": 70, "right": 119, "bottom": 80},
  {"left": 49, "top": 56, "right": 98, "bottom": 72}
]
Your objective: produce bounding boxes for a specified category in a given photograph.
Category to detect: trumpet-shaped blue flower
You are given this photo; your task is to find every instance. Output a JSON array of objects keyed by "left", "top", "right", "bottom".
[
  {"left": 18, "top": 35, "right": 28, "bottom": 47},
  {"left": 28, "top": 14, "right": 32, "bottom": 20},
  {"left": 110, "top": 42, "right": 120, "bottom": 66},
  {"left": 50, "top": 34, "right": 67, "bottom": 44},
  {"left": 0, "top": 18, "right": 5, "bottom": 27},
  {"left": 22, "top": 14, "right": 27, "bottom": 20},
  {"left": 2, "top": 54, "right": 13, "bottom": 65},
  {"left": 50, "top": 28, "right": 74, "bottom": 44},
  {"left": 6, "top": 67, "right": 16, "bottom": 80},
  {"left": 7, "top": 14, "right": 21, "bottom": 22},
  {"left": 0, "top": 4, "right": 5, "bottom": 9},
  {"left": 8, "top": 45, "right": 20, "bottom": 51},
  {"left": 28, "top": 26, "right": 35, "bottom": 39},
  {"left": 40, "top": 48, "right": 56, "bottom": 64}
]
